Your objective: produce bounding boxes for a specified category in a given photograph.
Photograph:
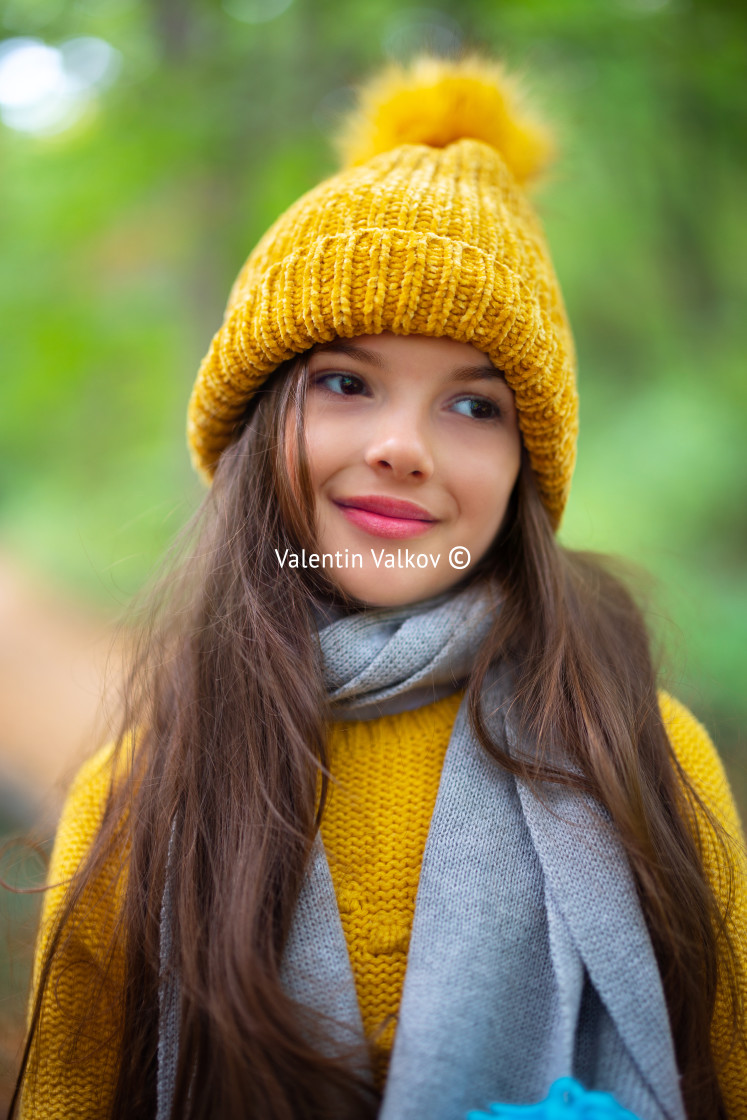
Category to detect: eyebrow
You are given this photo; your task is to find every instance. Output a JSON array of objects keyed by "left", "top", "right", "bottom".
[
  {"left": 449, "top": 365, "right": 507, "bottom": 384},
  {"left": 310, "top": 341, "right": 506, "bottom": 382},
  {"left": 312, "top": 342, "right": 387, "bottom": 368}
]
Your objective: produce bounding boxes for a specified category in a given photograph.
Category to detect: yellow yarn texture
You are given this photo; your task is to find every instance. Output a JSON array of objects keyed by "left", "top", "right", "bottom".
[
  {"left": 320, "top": 691, "right": 461, "bottom": 1088},
  {"left": 23, "top": 694, "right": 746, "bottom": 1115},
  {"left": 657, "top": 692, "right": 747, "bottom": 1109},
  {"left": 21, "top": 745, "right": 126, "bottom": 1119},
  {"left": 187, "top": 55, "right": 578, "bottom": 527}
]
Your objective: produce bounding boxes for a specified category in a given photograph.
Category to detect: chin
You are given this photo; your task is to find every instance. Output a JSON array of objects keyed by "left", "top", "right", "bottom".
[{"left": 329, "top": 571, "right": 462, "bottom": 609}]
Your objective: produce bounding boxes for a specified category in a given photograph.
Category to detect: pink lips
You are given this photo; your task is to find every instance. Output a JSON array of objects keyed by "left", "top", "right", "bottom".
[{"left": 334, "top": 495, "right": 437, "bottom": 540}]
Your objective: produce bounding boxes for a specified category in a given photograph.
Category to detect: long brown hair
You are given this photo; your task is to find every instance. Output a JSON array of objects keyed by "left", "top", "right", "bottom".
[{"left": 10, "top": 350, "right": 744, "bottom": 1119}]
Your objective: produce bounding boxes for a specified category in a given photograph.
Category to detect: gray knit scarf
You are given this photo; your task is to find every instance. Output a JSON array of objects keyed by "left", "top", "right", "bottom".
[{"left": 157, "top": 584, "right": 686, "bottom": 1120}]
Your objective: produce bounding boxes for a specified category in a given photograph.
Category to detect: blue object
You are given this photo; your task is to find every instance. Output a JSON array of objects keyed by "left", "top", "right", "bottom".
[{"left": 466, "top": 1077, "right": 641, "bottom": 1120}]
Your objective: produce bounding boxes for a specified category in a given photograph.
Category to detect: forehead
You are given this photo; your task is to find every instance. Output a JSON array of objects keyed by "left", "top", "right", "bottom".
[{"left": 310, "top": 333, "right": 504, "bottom": 382}]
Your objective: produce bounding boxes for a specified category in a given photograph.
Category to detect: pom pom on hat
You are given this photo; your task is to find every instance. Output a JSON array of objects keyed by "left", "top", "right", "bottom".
[{"left": 334, "top": 54, "right": 554, "bottom": 186}]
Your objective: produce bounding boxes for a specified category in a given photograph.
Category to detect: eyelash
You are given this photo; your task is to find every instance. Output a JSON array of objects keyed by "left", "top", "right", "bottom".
[
  {"left": 313, "top": 372, "right": 367, "bottom": 397},
  {"left": 311, "top": 371, "right": 502, "bottom": 421},
  {"left": 450, "top": 396, "right": 502, "bottom": 421}
]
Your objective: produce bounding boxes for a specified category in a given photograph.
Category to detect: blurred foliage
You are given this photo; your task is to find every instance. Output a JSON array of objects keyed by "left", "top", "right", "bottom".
[{"left": 1, "top": 0, "right": 745, "bottom": 783}]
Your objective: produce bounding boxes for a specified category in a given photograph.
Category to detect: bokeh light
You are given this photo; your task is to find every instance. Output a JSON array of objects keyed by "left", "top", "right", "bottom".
[{"left": 0, "top": 35, "right": 120, "bottom": 134}]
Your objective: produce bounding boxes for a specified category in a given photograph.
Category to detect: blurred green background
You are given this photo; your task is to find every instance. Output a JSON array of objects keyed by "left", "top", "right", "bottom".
[{"left": 0, "top": 0, "right": 746, "bottom": 1103}]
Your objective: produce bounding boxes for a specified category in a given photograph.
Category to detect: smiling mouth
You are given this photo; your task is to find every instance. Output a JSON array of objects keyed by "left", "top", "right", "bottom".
[{"left": 333, "top": 496, "right": 438, "bottom": 540}]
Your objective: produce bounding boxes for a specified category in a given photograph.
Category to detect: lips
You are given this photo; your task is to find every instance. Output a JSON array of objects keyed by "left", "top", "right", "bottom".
[{"left": 333, "top": 494, "right": 437, "bottom": 539}]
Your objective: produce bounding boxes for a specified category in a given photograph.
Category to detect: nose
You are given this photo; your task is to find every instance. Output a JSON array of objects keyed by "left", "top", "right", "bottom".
[{"left": 363, "top": 409, "right": 434, "bottom": 482}]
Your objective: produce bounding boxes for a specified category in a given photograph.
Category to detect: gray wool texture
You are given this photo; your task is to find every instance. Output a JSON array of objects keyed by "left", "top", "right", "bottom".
[{"left": 157, "top": 584, "right": 685, "bottom": 1120}]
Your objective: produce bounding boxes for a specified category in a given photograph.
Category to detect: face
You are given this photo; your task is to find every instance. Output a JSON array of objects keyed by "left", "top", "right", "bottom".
[{"left": 299, "top": 332, "right": 522, "bottom": 607}]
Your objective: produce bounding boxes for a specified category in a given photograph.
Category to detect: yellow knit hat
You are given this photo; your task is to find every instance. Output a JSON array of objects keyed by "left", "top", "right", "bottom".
[{"left": 187, "top": 55, "right": 578, "bottom": 527}]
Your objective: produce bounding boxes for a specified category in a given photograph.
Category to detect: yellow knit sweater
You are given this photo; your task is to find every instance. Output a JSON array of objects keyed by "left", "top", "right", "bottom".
[{"left": 20, "top": 693, "right": 747, "bottom": 1117}]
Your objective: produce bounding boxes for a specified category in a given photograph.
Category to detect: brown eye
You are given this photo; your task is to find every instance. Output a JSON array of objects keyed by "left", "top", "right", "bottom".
[
  {"left": 452, "top": 396, "right": 500, "bottom": 421},
  {"left": 316, "top": 372, "right": 367, "bottom": 396}
]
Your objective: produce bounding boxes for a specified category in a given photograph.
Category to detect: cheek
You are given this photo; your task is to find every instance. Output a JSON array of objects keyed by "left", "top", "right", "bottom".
[
  {"left": 302, "top": 400, "right": 360, "bottom": 494},
  {"left": 303, "top": 412, "right": 335, "bottom": 491},
  {"left": 456, "top": 437, "right": 521, "bottom": 531}
]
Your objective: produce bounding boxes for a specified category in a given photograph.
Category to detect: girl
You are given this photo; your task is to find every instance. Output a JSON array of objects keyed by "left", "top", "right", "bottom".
[{"left": 12, "top": 55, "right": 747, "bottom": 1120}]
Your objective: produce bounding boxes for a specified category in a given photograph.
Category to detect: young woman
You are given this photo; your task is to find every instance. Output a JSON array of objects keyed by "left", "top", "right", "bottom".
[{"left": 12, "top": 55, "right": 747, "bottom": 1120}]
